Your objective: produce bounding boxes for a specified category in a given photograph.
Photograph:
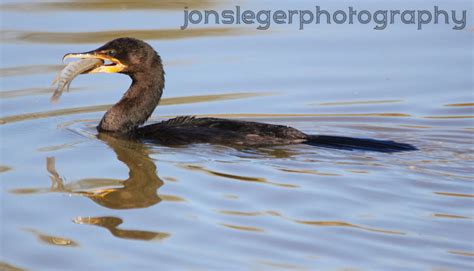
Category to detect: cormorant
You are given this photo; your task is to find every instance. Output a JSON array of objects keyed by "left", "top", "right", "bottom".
[{"left": 63, "top": 37, "right": 416, "bottom": 152}]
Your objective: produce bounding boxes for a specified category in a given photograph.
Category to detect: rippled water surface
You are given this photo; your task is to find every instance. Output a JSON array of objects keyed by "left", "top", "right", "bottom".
[{"left": 1, "top": 0, "right": 473, "bottom": 270}]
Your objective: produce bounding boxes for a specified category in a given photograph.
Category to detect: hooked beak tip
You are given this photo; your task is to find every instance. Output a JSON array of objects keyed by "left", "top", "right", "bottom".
[{"left": 62, "top": 54, "right": 71, "bottom": 63}]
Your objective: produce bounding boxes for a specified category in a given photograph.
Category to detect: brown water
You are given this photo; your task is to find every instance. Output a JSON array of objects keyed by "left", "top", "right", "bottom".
[{"left": 1, "top": 0, "right": 473, "bottom": 270}]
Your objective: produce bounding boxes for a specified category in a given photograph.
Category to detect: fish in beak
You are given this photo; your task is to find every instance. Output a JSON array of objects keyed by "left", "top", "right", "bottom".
[{"left": 63, "top": 50, "right": 127, "bottom": 74}]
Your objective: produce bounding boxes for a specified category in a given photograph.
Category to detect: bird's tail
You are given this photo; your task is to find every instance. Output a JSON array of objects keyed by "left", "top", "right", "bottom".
[{"left": 304, "top": 135, "right": 417, "bottom": 153}]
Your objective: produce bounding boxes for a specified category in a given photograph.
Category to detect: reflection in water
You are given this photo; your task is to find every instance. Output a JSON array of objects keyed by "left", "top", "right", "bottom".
[
  {"left": 0, "top": 165, "right": 12, "bottom": 173},
  {"left": 0, "top": 92, "right": 265, "bottom": 124},
  {"left": 0, "top": 2, "right": 471, "bottom": 267},
  {"left": 445, "top": 103, "right": 474, "bottom": 107},
  {"left": 433, "top": 213, "right": 471, "bottom": 219},
  {"left": 218, "top": 209, "right": 405, "bottom": 236},
  {"left": 434, "top": 192, "right": 474, "bottom": 198},
  {"left": 24, "top": 228, "right": 78, "bottom": 247},
  {"left": 0, "top": 64, "right": 62, "bottom": 78},
  {"left": 73, "top": 216, "right": 169, "bottom": 241},
  {"left": 9, "top": 133, "right": 165, "bottom": 210},
  {"left": 45, "top": 133, "right": 164, "bottom": 209},
  {"left": 317, "top": 99, "right": 403, "bottom": 106},
  {"left": 1, "top": 28, "right": 245, "bottom": 44},
  {"left": 0, "top": 59, "right": 190, "bottom": 79},
  {"left": 1, "top": 0, "right": 215, "bottom": 12},
  {"left": 219, "top": 210, "right": 264, "bottom": 217},
  {"left": 294, "top": 220, "right": 405, "bottom": 235},
  {"left": 257, "top": 260, "right": 308, "bottom": 271},
  {"left": 278, "top": 168, "right": 340, "bottom": 176},
  {"left": 0, "top": 262, "right": 26, "bottom": 271},
  {"left": 37, "top": 140, "right": 87, "bottom": 152},
  {"left": 10, "top": 133, "right": 171, "bottom": 242},
  {"left": 0, "top": 87, "right": 81, "bottom": 99},
  {"left": 424, "top": 116, "right": 474, "bottom": 119},
  {"left": 252, "top": 147, "right": 300, "bottom": 159},
  {"left": 221, "top": 223, "right": 264, "bottom": 233},
  {"left": 448, "top": 250, "right": 474, "bottom": 257},
  {"left": 181, "top": 164, "right": 299, "bottom": 188}
]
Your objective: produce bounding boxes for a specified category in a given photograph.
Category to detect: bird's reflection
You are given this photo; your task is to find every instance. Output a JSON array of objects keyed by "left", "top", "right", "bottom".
[
  {"left": 10, "top": 133, "right": 169, "bottom": 241},
  {"left": 46, "top": 133, "right": 163, "bottom": 209},
  {"left": 73, "top": 216, "right": 169, "bottom": 241}
]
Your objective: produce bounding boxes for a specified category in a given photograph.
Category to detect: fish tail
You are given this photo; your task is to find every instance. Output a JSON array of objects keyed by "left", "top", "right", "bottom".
[
  {"left": 50, "top": 91, "right": 60, "bottom": 103},
  {"left": 65, "top": 81, "right": 72, "bottom": 92}
]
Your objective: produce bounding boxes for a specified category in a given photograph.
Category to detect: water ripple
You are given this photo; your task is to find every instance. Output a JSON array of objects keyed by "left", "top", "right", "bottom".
[
  {"left": 73, "top": 216, "right": 170, "bottom": 241},
  {"left": 1, "top": 28, "right": 248, "bottom": 44},
  {"left": 1, "top": 0, "right": 216, "bottom": 12},
  {"left": 294, "top": 220, "right": 406, "bottom": 235},
  {"left": 0, "top": 92, "right": 267, "bottom": 124},
  {"left": 24, "top": 228, "right": 79, "bottom": 247},
  {"left": 181, "top": 164, "right": 299, "bottom": 188}
]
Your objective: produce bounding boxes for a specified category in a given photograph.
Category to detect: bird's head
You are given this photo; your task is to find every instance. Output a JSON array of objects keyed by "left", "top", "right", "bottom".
[{"left": 63, "top": 37, "right": 161, "bottom": 76}]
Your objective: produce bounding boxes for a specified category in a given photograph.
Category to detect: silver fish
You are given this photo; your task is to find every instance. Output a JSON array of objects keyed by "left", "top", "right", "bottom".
[{"left": 51, "top": 58, "right": 103, "bottom": 103}]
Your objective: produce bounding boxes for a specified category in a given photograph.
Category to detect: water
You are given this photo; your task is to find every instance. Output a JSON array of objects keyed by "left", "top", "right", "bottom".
[{"left": 1, "top": 0, "right": 473, "bottom": 270}]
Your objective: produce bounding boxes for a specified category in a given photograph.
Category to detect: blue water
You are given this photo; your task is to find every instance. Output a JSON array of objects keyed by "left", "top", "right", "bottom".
[{"left": 1, "top": 0, "right": 473, "bottom": 270}]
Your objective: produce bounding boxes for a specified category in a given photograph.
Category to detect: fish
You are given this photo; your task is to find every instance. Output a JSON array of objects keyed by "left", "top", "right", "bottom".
[{"left": 51, "top": 58, "right": 103, "bottom": 103}]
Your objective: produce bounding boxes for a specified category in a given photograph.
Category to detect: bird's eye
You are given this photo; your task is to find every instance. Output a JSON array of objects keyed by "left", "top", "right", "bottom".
[{"left": 107, "top": 50, "right": 116, "bottom": 56}]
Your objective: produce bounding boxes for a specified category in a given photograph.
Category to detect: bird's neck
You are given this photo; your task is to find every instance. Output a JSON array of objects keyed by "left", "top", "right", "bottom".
[{"left": 98, "top": 65, "right": 164, "bottom": 134}]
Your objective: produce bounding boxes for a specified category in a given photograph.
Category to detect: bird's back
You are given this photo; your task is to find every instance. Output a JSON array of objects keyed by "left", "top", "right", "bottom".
[{"left": 135, "top": 116, "right": 309, "bottom": 146}]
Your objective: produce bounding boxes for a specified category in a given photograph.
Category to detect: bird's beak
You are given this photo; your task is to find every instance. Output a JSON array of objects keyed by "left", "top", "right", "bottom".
[{"left": 63, "top": 50, "right": 126, "bottom": 74}]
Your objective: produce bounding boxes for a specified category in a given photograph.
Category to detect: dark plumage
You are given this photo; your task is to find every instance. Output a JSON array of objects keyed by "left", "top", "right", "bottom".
[{"left": 70, "top": 38, "right": 416, "bottom": 152}]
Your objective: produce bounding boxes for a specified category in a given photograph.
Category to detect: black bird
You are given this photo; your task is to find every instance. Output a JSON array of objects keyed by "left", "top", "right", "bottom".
[{"left": 63, "top": 37, "right": 416, "bottom": 152}]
